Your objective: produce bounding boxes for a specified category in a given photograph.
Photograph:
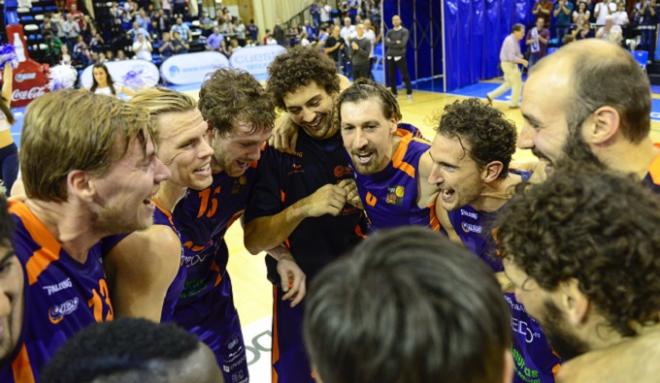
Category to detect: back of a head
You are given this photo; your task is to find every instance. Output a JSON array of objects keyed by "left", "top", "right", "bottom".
[
  {"left": 40, "top": 318, "right": 202, "bottom": 383},
  {"left": 198, "top": 68, "right": 275, "bottom": 135},
  {"left": 532, "top": 39, "right": 651, "bottom": 143},
  {"left": 304, "top": 226, "right": 511, "bottom": 383},
  {"left": 495, "top": 162, "right": 660, "bottom": 337},
  {"left": 20, "top": 90, "right": 152, "bottom": 202},
  {"left": 267, "top": 45, "right": 340, "bottom": 110}
]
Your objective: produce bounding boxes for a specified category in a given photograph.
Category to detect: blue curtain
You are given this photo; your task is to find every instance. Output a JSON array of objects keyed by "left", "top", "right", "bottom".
[{"left": 445, "top": 0, "right": 535, "bottom": 91}]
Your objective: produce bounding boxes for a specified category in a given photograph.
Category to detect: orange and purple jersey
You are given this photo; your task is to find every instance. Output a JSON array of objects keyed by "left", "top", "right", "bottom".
[
  {"left": 643, "top": 144, "right": 660, "bottom": 193},
  {"left": 354, "top": 124, "right": 439, "bottom": 231},
  {"left": 0, "top": 201, "right": 113, "bottom": 382}
]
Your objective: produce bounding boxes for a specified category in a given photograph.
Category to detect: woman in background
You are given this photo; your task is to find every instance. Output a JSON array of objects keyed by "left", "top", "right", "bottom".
[{"left": 90, "top": 63, "right": 135, "bottom": 97}]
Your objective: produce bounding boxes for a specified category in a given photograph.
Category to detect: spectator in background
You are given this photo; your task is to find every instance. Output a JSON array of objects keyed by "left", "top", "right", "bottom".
[
  {"left": 117, "top": 49, "right": 128, "bottom": 60},
  {"left": 62, "top": 13, "right": 81, "bottom": 51},
  {"left": 573, "top": 1, "right": 591, "bottom": 26},
  {"left": 273, "top": 21, "right": 287, "bottom": 45},
  {"left": 613, "top": 1, "right": 630, "bottom": 25},
  {"left": 73, "top": 35, "right": 92, "bottom": 66},
  {"left": 41, "top": 14, "right": 60, "bottom": 37},
  {"left": 348, "top": 0, "right": 359, "bottom": 23},
  {"left": 247, "top": 19, "right": 259, "bottom": 41},
  {"left": 340, "top": 16, "right": 355, "bottom": 46},
  {"left": 136, "top": 8, "right": 151, "bottom": 29},
  {"left": 532, "top": 0, "right": 554, "bottom": 25},
  {"left": 385, "top": 15, "right": 412, "bottom": 98},
  {"left": 234, "top": 18, "right": 247, "bottom": 46},
  {"left": 596, "top": 15, "right": 623, "bottom": 44},
  {"left": 89, "top": 31, "right": 105, "bottom": 54},
  {"left": 104, "top": 49, "right": 115, "bottom": 61},
  {"left": 595, "top": 0, "right": 617, "bottom": 25},
  {"left": 486, "top": 23, "right": 527, "bottom": 108},
  {"left": 226, "top": 38, "right": 241, "bottom": 56},
  {"left": 321, "top": 1, "right": 332, "bottom": 25},
  {"left": 363, "top": 19, "right": 377, "bottom": 77},
  {"left": 171, "top": 17, "right": 191, "bottom": 42},
  {"left": 318, "top": 25, "right": 330, "bottom": 44},
  {"left": 634, "top": 0, "right": 658, "bottom": 54},
  {"left": 351, "top": 23, "right": 371, "bottom": 80},
  {"left": 171, "top": 30, "right": 190, "bottom": 53},
  {"left": 553, "top": 0, "right": 574, "bottom": 42},
  {"left": 60, "top": 44, "right": 72, "bottom": 65},
  {"left": 149, "top": 19, "right": 162, "bottom": 40},
  {"left": 526, "top": 18, "right": 550, "bottom": 68},
  {"left": 69, "top": 3, "right": 85, "bottom": 30},
  {"left": 310, "top": 0, "right": 321, "bottom": 28},
  {"left": 44, "top": 31, "right": 63, "bottom": 65},
  {"left": 200, "top": 11, "right": 214, "bottom": 34},
  {"left": 206, "top": 27, "right": 224, "bottom": 51},
  {"left": 132, "top": 33, "right": 153, "bottom": 61},
  {"left": 159, "top": 31, "right": 175, "bottom": 58},
  {"left": 129, "top": 21, "right": 150, "bottom": 42},
  {"left": 573, "top": 19, "right": 594, "bottom": 39},
  {"left": 173, "top": 0, "right": 187, "bottom": 18}
]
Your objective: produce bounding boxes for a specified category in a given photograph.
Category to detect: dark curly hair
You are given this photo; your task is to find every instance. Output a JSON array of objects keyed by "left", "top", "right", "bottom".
[
  {"left": 495, "top": 163, "right": 660, "bottom": 337},
  {"left": 336, "top": 79, "right": 402, "bottom": 123},
  {"left": 267, "top": 45, "right": 340, "bottom": 110},
  {"left": 198, "top": 68, "right": 275, "bottom": 136},
  {"left": 436, "top": 99, "right": 516, "bottom": 179}
]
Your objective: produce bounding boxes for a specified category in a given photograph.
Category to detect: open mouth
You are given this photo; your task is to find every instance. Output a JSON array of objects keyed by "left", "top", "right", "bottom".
[
  {"left": 354, "top": 151, "right": 374, "bottom": 165},
  {"left": 440, "top": 188, "right": 455, "bottom": 202},
  {"left": 235, "top": 160, "right": 251, "bottom": 171},
  {"left": 304, "top": 115, "right": 324, "bottom": 131},
  {"left": 194, "top": 163, "right": 211, "bottom": 176}
]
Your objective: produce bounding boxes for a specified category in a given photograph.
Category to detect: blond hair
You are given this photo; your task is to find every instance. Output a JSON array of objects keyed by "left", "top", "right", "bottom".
[
  {"left": 130, "top": 87, "right": 197, "bottom": 144},
  {"left": 20, "top": 89, "right": 152, "bottom": 201}
]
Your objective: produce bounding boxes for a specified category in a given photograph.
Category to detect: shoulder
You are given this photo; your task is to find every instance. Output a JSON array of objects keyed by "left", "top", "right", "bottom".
[{"left": 105, "top": 225, "right": 180, "bottom": 275}]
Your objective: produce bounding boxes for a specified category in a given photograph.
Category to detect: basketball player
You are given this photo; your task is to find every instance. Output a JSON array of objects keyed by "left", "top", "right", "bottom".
[
  {"left": 520, "top": 39, "right": 659, "bottom": 190},
  {"left": 337, "top": 80, "right": 439, "bottom": 230},
  {"left": 0, "top": 195, "right": 21, "bottom": 365},
  {"left": 496, "top": 164, "right": 660, "bottom": 382},
  {"left": 428, "top": 99, "right": 560, "bottom": 383},
  {"left": 171, "top": 69, "right": 291, "bottom": 383},
  {"left": 102, "top": 88, "right": 214, "bottom": 322},
  {"left": 304, "top": 227, "right": 513, "bottom": 383},
  {"left": 0, "top": 90, "right": 170, "bottom": 381},
  {"left": 41, "top": 318, "right": 223, "bottom": 383},
  {"left": 243, "top": 46, "right": 368, "bottom": 383}
]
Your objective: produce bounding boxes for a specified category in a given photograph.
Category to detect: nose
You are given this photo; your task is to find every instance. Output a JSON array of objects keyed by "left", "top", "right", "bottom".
[
  {"left": 517, "top": 125, "right": 534, "bottom": 150},
  {"left": 301, "top": 108, "right": 316, "bottom": 124},
  {"left": 154, "top": 156, "right": 171, "bottom": 184},
  {"left": 0, "top": 289, "right": 10, "bottom": 318},
  {"left": 427, "top": 163, "right": 443, "bottom": 185},
  {"left": 354, "top": 128, "right": 368, "bottom": 149}
]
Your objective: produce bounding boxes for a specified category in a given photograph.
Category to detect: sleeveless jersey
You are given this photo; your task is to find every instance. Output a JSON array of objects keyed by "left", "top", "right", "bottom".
[
  {"left": 354, "top": 124, "right": 439, "bottom": 231},
  {"left": 0, "top": 201, "right": 113, "bottom": 383},
  {"left": 172, "top": 167, "right": 257, "bottom": 310},
  {"left": 444, "top": 170, "right": 561, "bottom": 383}
]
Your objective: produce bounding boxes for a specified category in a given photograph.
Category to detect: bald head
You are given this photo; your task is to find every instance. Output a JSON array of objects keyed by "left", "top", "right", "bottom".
[{"left": 529, "top": 39, "right": 650, "bottom": 143}]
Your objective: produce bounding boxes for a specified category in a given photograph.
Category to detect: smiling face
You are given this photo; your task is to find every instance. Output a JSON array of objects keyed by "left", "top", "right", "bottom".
[
  {"left": 90, "top": 135, "right": 170, "bottom": 233},
  {"left": 211, "top": 121, "right": 271, "bottom": 177},
  {"left": 283, "top": 82, "right": 336, "bottom": 140},
  {"left": 0, "top": 245, "right": 23, "bottom": 363},
  {"left": 155, "top": 109, "right": 214, "bottom": 191},
  {"left": 428, "top": 133, "right": 485, "bottom": 211},
  {"left": 340, "top": 97, "right": 398, "bottom": 175}
]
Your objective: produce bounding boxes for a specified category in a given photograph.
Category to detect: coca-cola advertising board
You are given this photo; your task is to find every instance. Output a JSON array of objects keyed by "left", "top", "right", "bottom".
[{"left": 5, "top": 24, "right": 49, "bottom": 107}]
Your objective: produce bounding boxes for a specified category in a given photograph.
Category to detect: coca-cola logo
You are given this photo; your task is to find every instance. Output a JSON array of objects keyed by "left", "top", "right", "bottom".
[
  {"left": 15, "top": 73, "right": 37, "bottom": 83},
  {"left": 12, "top": 86, "right": 47, "bottom": 101}
]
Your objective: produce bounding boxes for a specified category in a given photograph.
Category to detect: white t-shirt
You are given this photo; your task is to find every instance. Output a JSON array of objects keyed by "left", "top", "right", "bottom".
[
  {"left": 595, "top": 2, "right": 617, "bottom": 25},
  {"left": 364, "top": 29, "right": 376, "bottom": 58},
  {"left": 94, "top": 86, "right": 114, "bottom": 97},
  {"left": 613, "top": 10, "right": 629, "bottom": 26},
  {"left": 132, "top": 40, "right": 152, "bottom": 61}
]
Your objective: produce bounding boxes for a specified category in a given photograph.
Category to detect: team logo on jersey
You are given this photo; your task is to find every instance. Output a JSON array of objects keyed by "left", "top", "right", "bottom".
[
  {"left": 48, "top": 297, "right": 80, "bottom": 324},
  {"left": 42, "top": 278, "right": 73, "bottom": 296},
  {"left": 461, "top": 222, "right": 483, "bottom": 234},
  {"left": 385, "top": 186, "right": 405, "bottom": 205}
]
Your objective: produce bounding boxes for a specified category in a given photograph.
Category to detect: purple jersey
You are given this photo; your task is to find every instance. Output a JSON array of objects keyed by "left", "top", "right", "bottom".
[
  {"left": 1, "top": 201, "right": 113, "bottom": 382},
  {"left": 354, "top": 124, "right": 439, "bottom": 231},
  {"left": 152, "top": 202, "right": 186, "bottom": 322},
  {"left": 444, "top": 170, "right": 561, "bottom": 383},
  {"left": 172, "top": 166, "right": 257, "bottom": 308}
]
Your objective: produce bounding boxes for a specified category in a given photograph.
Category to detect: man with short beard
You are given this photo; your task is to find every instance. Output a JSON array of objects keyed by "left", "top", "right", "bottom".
[
  {"left": 0, "top": 90, "right": 170, "bottom": 381},
  {"left": 496, "top": 164, "right": 660, "bottom": 382},
  {"left": 519, "top": 38, "right": 660, "bottom": 382},
  {"left": 519, "top": 39, "right": 659, "bottom": 191},
  {"left": 244, "top": 46, "right": 368, "bottom": 383}
]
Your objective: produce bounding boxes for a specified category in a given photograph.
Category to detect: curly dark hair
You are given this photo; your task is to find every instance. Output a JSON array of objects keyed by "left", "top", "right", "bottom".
[
  {"left": 336, "top": 79, "right": 402, "bottom": 123},
  {"left": 267, "top": 45, "right": 340, "bottom": 110},
  {"left": 436, "top": 98, "right": 516, "bottom": 179},
  {"left": 495, "top": 163, "right": 660, "bottom": 337},
  {"left": 198, "top": 68, "right": 275, "bottom": 136}
]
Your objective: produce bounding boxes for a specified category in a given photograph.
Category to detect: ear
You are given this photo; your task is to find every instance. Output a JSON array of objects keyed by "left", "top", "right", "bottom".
[
  {"left": 66, "top": 170, "right": 96, "bottom": 202},
  {"left": 586, "top": 106, "right": 620, "bottom": 146},
  {"left": 559, "top": 278, "right": 590, "bottom": 326},
  {"left": 389, "top": 118, "right": 398, "bottom": 134},
  {"left": 481, "top": 161, "right": 504, "bottom": 183}
]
